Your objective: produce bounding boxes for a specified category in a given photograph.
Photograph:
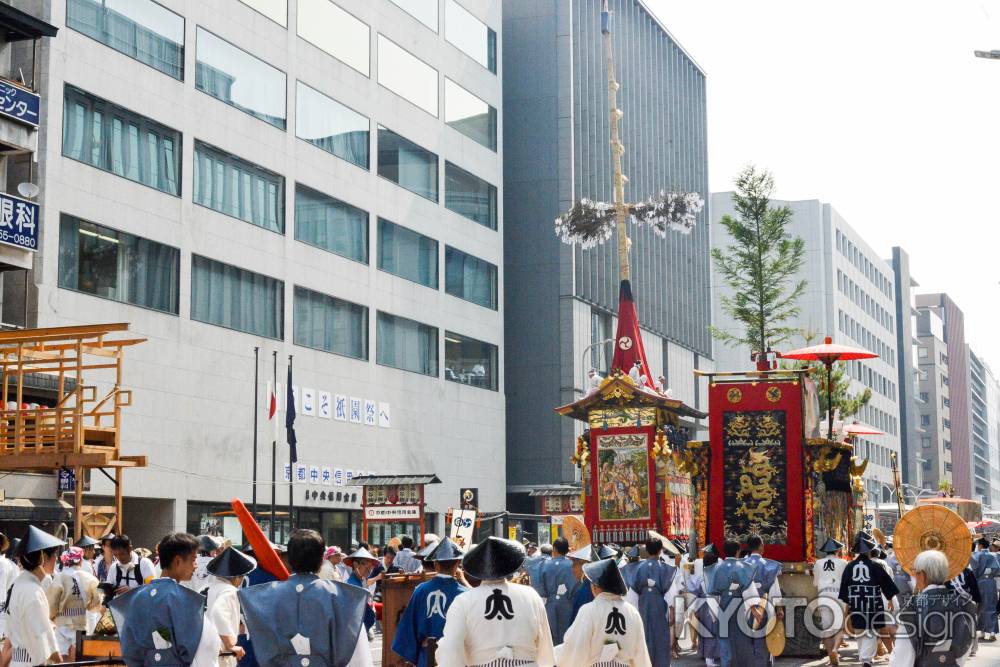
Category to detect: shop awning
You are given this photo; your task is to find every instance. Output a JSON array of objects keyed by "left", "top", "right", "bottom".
[
  {"left": 528, "top": 486, "right": 582, "bottom": 497},
  {"left": 0, "top": 497, "right": 72, "bottom": 522},
  {"left": 0, "top": 4, "right": 57, "bottom": 42},
  {"left": 350, "top": 474, "right": 441, "bottom": 486}
]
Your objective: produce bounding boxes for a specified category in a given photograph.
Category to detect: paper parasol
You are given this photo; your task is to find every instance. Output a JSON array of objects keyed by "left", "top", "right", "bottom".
[
  {"left": 894, "top": 504, "right": 971, "bottom": 581},
  {"left": 561, "top": 515, "right": 591, "bottom": 552}
]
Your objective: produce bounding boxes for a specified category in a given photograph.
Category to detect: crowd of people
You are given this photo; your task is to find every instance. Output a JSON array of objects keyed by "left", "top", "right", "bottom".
[{"left": 0, "top": 524, "right": 986, "bottom": 667}]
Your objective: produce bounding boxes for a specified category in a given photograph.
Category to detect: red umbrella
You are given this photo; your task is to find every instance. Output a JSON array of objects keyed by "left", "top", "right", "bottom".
[
  {"left": 782, "top": 336, "right": 878, "bottom": 440},
  {"left": 844, "top": 422, "right": 884, "bottom": 436}
]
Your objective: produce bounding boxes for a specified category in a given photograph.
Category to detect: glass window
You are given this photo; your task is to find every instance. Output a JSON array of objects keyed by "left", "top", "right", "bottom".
[
  {"left": 293, "top": 286, "right": 367, "bottom": 360},
  {"left": 238, "top": 0, "right": 287, "bottom": 26},
  {"left": 66, "top": 0, "right": 184, "bottom": 79},
  {"left": 445, "top": 332, "right": 497, "bottom": 390},
  {"left": 444, "top": 161, "right": 496, "bottom": 229},
  {"left": 377, "top": 126, "right": 438, "bottom": 201},
  {"left": 58, "top": 214, "right": 179, "bottom": 314},
  {"left": 445, "top": 246, "right": 497, "bottom": 309},
  {"left": 377, "top": 35, "right": 438, "bottom": 116},
  {"left": 194, "top": 141, "right": 285, "bottom": 233},
  {"left": 297, "top": 0, "right": 370, "bottom": 77},
  {"left": 377, "top": 312, "right": 438, "bottom": 377},
  {"left": 295, "top": 81, "right": 369, "bottom": 169},
  {"left": 195, "top": 27, "right": 287, "bottom": 129},
  {"left": 378, "top": 218, "right": 438, "bottom": 288},
  {"left": 389, "top": 0, "right": 437, "bottom": 31},
  {"left": 445, "top": 0, "right": 496, "bottom": 73},
  {"left": 63, "top": 85, "right": 181, "bottom": 195},
  {"left": 444, "top": 79, "right": 496, "bottom": 150},
  {"left": 294, "top": 184, "right": 367, "bottom": 263},
  {"left": 191, "top": 255, "right": 284, "bottom": 339}
]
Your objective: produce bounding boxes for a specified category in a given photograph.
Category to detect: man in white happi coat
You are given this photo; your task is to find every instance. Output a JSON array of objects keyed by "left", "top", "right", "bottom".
[
  {"left": 813, "top": 538, "right": 847, "bottom": 666},
  {"left": 437, "top": 537, "right": 555, "bottom": 667},
  {"left": 556, "top": 557, "right": 651, "bottom": 667}
]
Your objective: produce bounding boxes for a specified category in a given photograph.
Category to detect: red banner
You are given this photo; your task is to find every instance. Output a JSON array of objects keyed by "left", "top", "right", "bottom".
[{"left": 708, "top": 380, "right": 805, "bottom": 562}]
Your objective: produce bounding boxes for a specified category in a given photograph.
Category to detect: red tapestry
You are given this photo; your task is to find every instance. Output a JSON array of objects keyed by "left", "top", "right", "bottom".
[
  {"left": 586, "top": 424, "right": 658, "bottom": 544},
  {"left": 708, "top": 380, "right": 805, "bottom": 562}
]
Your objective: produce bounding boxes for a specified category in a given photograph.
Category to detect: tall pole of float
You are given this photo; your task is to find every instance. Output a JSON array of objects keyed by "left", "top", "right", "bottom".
[
  {"left": 252, "top": 346, "right": 259, "bottom": 519},
  {"left": 602, "top": 1, "right": 630, "bottom": 282},
  {"left": 270, "top": 350, "right": 277, "bottom": 541}
]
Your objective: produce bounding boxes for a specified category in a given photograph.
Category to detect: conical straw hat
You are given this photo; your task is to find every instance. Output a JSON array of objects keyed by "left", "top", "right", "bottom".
[{"left": 894, "top": 504, "right": 971, "bottom": 581}]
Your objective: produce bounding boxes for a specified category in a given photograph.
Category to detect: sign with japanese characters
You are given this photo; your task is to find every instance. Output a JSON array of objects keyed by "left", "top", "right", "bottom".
[
  {"left": 321, "top": 466, "right": 332, "bottom": 486},
  {"left": 0, "top": 193, "right": 38, "bottom": 252},
  {"left": 364, "top": 400, "right": 376, "bottom": 426},
  {"left": 0, "top": 82, "right": 39, "bottom": 128},
  {"left": 309, "top": 465, "right": 320, "bottom": 485},
  {"left": 57, "top": 467, "right": 75, "bottom": 492},
  {"left": 349, "top": 397, "right": 362, "bottom": 423},
  {"left": 295, "top": 463, "right": 307, "bottom": 484},
  {"left": 364, "top": 505, "right": 420, "bottom": 521}
]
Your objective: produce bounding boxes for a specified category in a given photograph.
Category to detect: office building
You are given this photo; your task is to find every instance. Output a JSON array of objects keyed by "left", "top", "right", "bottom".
[
  {"left": 915, "top": 294, "right": 970, "bottom": 498},
  {"left": 967, "top": 347, "right": 1000, "bottom": 506},
  {"left": 502, "top": 0, "right": 711, "bottom": 507},
  {"left": 889, "top": 247, "right": 924, "bottom": 488},
  {"left": 914, "top": 307, "right": 952, "bottom": 492},
  {"left": 711, "top": 195, "right": 902, "bottom": 501},
  {"left": 1, "top": 0, "right": 504, "bottom": 548}
]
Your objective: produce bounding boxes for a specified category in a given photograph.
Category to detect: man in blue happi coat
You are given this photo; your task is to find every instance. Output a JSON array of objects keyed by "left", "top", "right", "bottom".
[
  {"left": 742, "top": 536, "right": 783, "bottom": 667},
  {"left": 630, "top": 537, "right": 681, "bottom": 667},
  {"left": 538, "top": 537, "right": 579, "bottom": 643},
  {"left": 971, "top": 537, "right": 1000, "bottom": 641},
  {"left": 108, "top": 533, "right": 222, "bottom": 667},
  {"left": 391, "top": 537, "right": 468, "bottom": 667},
  {"left": 687, "top": 544, "right": 721, "bottom": 666},
  {"left": 239, "top": 529, "right": 372, "bottom": 667},
  {"left": 708, "top": 541, "right": 761, "bottom": 667}
]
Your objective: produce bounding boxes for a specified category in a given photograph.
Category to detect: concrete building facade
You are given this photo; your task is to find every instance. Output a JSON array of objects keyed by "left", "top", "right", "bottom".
[
  {"left": 967, "top": 348, "right": 1000, "bottom": 506},
  {"left": 914, "top": 307, "right": 952, "bottom": 492},
  {"left": 502, "top": 0, "right": 711, "bottom": 507},
  {"left": 915, "top": 294, "right": 971, "bottom": 498},
  {"left": 890, "top": 246, "right": 923, "bottom": 488},
  {"left": 711, "top": 195, "right": 902, "bottom": 501},
  {"left": 3, "top": 0, "right": 505, "bottom": 549}
]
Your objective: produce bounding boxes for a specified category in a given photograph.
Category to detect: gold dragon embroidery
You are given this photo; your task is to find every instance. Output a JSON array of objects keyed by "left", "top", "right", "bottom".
[{"left": 735, "top": 447, "right": 779, "bottom": 522}]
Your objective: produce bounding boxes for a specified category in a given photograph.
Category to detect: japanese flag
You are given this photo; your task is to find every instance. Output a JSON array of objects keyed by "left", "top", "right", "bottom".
[{"left": 268, "top": 385, "right": 278, "bottom": 440}]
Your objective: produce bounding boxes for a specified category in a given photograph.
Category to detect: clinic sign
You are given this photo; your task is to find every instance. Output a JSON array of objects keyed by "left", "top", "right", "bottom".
[
  {"left": 0, "top": 81, "right": 39, "bottom": 128},
  {"left": 364, "top": 505, "right": 420, "bottom": 521},
  {"left": 0, "top": 192, "right": 38, "bottom": 252}
]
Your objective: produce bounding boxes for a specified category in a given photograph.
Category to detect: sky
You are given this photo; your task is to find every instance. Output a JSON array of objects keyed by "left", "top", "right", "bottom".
[{"left": 645, "top": 0, "right": 1000, "bottom": 371}]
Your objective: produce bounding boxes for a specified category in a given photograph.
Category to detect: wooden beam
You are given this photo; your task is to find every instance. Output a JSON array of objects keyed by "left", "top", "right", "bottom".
[
  {"left": 0, "top": 323, "right": 130, "bottom": 343},
  {"left": 0, "top": 452, "right": 142, "bottom": 469}
]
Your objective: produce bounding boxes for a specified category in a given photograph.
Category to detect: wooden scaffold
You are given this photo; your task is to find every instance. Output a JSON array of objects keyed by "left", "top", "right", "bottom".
[{"left": 0, "top": 323, "right": 146, "bottom": 539}]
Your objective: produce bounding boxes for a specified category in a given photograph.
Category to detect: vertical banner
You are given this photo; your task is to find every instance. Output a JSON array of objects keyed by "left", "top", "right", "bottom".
[{"left": 708, "top": 380, "right": 804, "bottom": 562}]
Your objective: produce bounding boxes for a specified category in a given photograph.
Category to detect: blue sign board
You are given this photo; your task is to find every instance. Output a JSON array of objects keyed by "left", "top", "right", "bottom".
[
  {"left": 58, "top": 467, "right": 76, "bottom": 492},
  {"left": 0, "top": 192, "right": 38, "bottom": 252},
  {"left": 0, "top": 81, "right": 39, "bottom": 128}
]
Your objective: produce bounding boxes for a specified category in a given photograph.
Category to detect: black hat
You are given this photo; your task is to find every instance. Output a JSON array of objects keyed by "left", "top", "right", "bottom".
[
  {"left": 75, "top": 535, "right": 100, "bottom": 549},
  {"left": 568, "top": 544, "right": 596, "bottom": 562},
  {"left": 703, "top": 543, "right": 719, "bottom": 557},
  {"left": 426, "top": 537, "right": 464, "bottom": 563},
  {"left": 462, "top": 537, "right": 525, "bottom": 580},
  {"left": 819, "top": 538, "right": 844, "bottom": 554},
  {"left": 21, "top": 525, "right": 65, "bottom": 554},
  {"left": 583, "top": 558, "right": 628, "bottom": 596},
  {"left": 852, "top": 532, "right": 876, "bottom": 555},
  {"left": 416, "top": 541, "right": 440, "bottom": 560},
  {"left": 595, "top": 544, "right": 618, "bottom": 560},
  {"left": 6, "top": 537, "right": 20, "bottom": 558},
  {"left": 671, "top": 538, "right": 688, "bottom": 555},
  {"left": 198, "top": 534, "right": 223, "bottom": 554},
  {"left": 207, "top": 547, "right": 256, "bottom": 578},
  {"left": 626, "top": 545, "right": 640, "bottom": 559},
  {"left": 99, "top": 533, "right": 116, "bottom": 544}
]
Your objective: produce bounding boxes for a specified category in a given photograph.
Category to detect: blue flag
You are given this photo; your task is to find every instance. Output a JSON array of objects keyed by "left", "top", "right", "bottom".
[{"left": 285, "top": 363, "right": 297, "bottom": 463}]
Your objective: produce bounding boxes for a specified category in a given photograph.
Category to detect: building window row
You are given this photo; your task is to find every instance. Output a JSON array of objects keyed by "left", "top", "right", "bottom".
[
  {"left": 837, "top": 308, "right": 895, "bottom": 369},
  {"left": 60, "top": 86, "right": 499, "bottom": 306},
  {"left": 835, "top": 229, "right": 893, "bottom": 299},
  {"left": 56, "top": 213, "right": 498, "bottom": 389},
  {"left": 67, "top": 0, "right": 497, "bottom": 151},
  {"left": 836, "top": 269, "right": 894, "bottom": 335},
  {"left": 859, "top": 403, "right": 898, "bottom": 437}
]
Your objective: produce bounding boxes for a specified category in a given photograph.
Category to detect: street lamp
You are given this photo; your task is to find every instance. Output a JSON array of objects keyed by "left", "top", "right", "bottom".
[
  {"left": 974, "top": 49, "right": 1000, "bottom": 60},
  {"left": 580, "top": 338, "right": 614, "bottom": 395}
]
